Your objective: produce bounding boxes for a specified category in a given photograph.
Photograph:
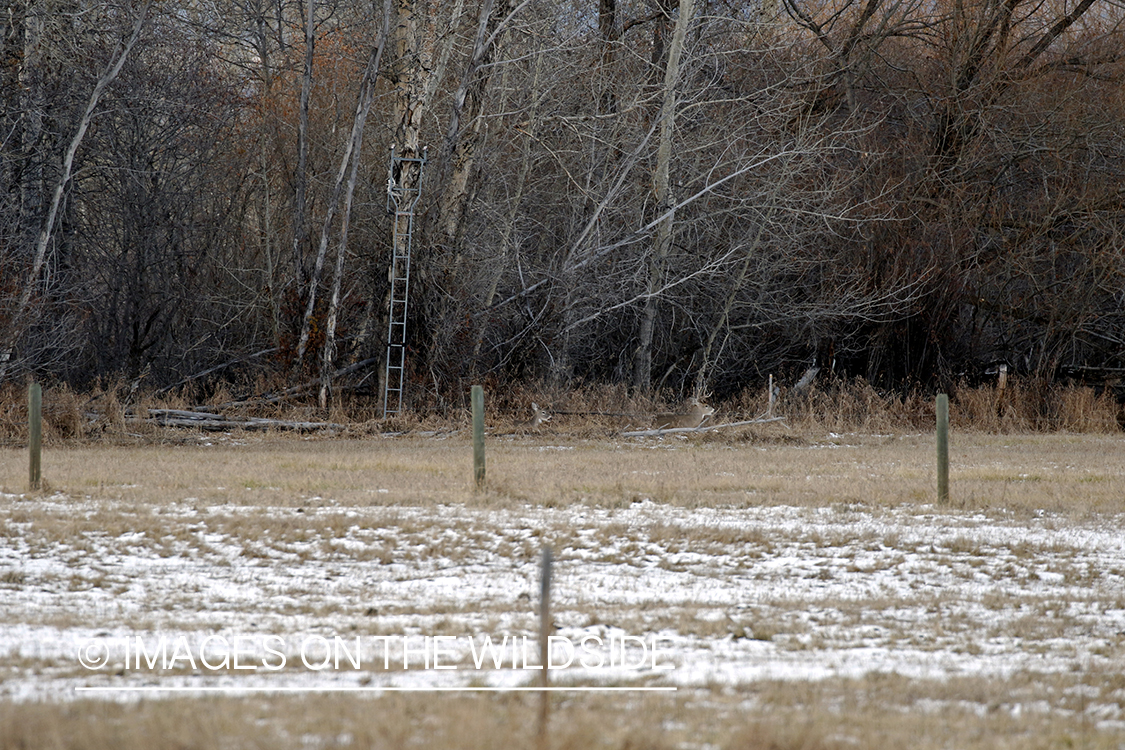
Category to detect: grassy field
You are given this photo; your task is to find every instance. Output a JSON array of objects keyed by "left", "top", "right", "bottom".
[
  {"left": 5, "top": 423, "right": 1125, "bottom": 512},
  {"left": 1, "top": 424, "right": 1124, "bottom": 749}
]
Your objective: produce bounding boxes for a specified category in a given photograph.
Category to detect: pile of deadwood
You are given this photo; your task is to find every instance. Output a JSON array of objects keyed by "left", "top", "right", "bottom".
[{"left": 138, "top": 408, "right": 346, "bottom": 432}]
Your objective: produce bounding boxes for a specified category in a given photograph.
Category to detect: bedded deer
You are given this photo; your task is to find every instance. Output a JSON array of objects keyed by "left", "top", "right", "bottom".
[
  {"left": 520, "top": 402, "right": 552, "bottom": 430},
  {"left": 652, "top": 399, "right": 714, "bottom": 430}
]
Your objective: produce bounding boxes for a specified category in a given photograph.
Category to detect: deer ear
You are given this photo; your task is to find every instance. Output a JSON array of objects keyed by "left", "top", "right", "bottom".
[{"left": 532, "top": 402, "right": 539, "bottom": 410}]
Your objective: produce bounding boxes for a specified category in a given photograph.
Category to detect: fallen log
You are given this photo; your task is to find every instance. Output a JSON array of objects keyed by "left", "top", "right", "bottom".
[
  {"left": 621, "top": 416, "right": 785, "bottom": 437},
  {"left": 140, "top": 408, "right": 346, "bottom": 432}
]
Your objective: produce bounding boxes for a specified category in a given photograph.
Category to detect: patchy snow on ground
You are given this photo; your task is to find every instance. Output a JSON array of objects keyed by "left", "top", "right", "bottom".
[{"left": 1, "top": 491, "right": 1124, "bottom": 728}]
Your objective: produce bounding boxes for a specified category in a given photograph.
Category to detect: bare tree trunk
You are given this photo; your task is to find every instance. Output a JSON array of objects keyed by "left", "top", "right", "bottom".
[
  {"left": 435, "top": 0, "right": 520, "bottom": 252},
  {"left": 291, "top": 0, "right": 315, "bottom": 298},
  {"left": 369, "top": 0, "right": 446, "bottom": 408},
  {"left": 259, "top": 143, "right": 282, "bottom": 345},
  {"left": 243, "top": 0, "right": 285, "bottom": 348},
  {"left": 478, "top": 47, "right": 544, "bottom": 316},
  {"left": 296, "top": 5, "right": 390, "bottom": 366},
  {"left": 354, "top": 0, "right": 464, "bottom": 357},
  {"left": 18, "top": 3, "right": 44, "bottom": 255},
  {"left": 598, "top": 0, "right": 618, "bottom": 113},
  {"left": 318, "top": 0, "right": 394, "bottom": 408},
  {"left": 632, "top": 0, "right": 693, "bottom": 392},
  {"left": 0, "top": 2, "right": 151, "bottom": 381},
  {"left": 390, "top": 0, "right": 430, "bottom": 158}
]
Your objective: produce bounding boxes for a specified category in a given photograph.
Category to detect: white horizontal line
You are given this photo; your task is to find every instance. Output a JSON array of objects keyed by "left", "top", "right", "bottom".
[{"left": 75, "top": 685, "right": 677, "bottom": 693}]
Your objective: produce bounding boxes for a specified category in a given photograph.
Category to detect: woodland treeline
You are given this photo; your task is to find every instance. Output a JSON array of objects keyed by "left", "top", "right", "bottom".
[{"left": 2, "top": 0, "right": 1124, "bottom": 406}]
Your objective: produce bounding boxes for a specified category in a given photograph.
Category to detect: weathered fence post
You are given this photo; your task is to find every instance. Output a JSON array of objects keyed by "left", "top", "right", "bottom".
[
  {"left": 537, "top": 545, "right": 553, "bottom": 750},
  {"left": 29, "top": 383, "right": 42, "bottom": 491},
  {"left": 936, "top": 393, "right": 949, "bottom": 504},
  {"left": 767, "top": 374, "right": 774, "bottom": 417},
  {"left": 471, "top": 385, "right": 485, "bottom": 489}
]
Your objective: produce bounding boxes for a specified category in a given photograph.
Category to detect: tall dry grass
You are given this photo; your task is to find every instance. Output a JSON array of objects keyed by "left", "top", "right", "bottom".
[
  {"left": 732, "top": 377, "right": 1121, "bottom": 435},
  {"left": 955, "top": 381, "right": 1120, "bottom": 433},
  {"left": 0, "top": 381, "right": 124, "bottom": 444},
  {"left": 759, "top": 378, "right": 932, "bottom": 433},
  {"left": 0, "top": 374, "right": 1120, "bottom": 446}
]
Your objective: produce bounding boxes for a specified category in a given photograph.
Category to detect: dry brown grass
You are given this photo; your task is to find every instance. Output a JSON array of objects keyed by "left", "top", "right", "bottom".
[
  {"left": 955, "top": 381, "right": 1122, "bottom": 433},
  {"left": 1053, "top": 386, "right": 1122, "bottom": 432},
  {"left": 0, "top": 694, "right": 683, "bottom": 750},
  {"left": 5, "top": 422, "right": 1125, "bottom": 515},
  {"left": 771, "top": 378, "right": 932, "bottom": 433},
  {"left": 2, "top": 677, "right": 1120, "bottom": 750}
]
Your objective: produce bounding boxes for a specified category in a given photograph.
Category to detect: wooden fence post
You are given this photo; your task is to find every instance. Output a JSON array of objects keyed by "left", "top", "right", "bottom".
[
  {"left": 936, "top": 393, "right": 949, "bottom": 504},
  {"left": 537, "top": 546, "right": 553, "bottom": 750},
  {"left": 471, "top": 385, "right": 485, "bottom": 489},
  {"left": 29, "top": 383, "right": 42, "bottom": 491}
]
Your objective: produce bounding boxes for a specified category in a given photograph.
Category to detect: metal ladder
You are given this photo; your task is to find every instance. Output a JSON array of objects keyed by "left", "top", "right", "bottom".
[{"left": 383, "top": 145, "right": 427, "bottom": 418}]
